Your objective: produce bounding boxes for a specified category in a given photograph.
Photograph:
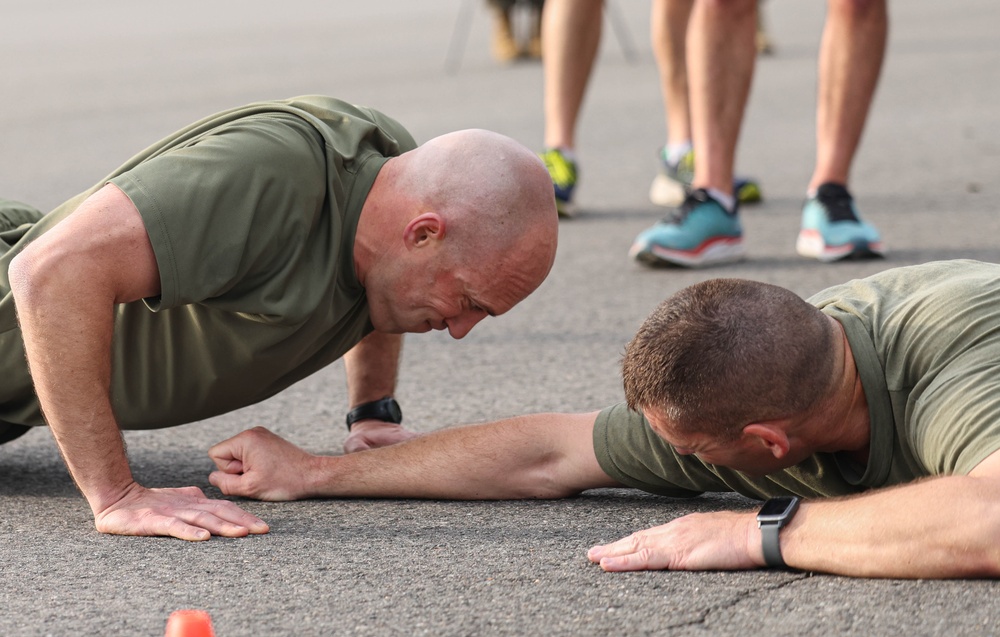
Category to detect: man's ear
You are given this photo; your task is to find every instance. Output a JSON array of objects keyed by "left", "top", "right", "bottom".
[
  {"left": 743, "top": 422, "right": 790, "bottom": 459},
  {"left": 403, "top": 212, "right": 446, "bottom": 249}
]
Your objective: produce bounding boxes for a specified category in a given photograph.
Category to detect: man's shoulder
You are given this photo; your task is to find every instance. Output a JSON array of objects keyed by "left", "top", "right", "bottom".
[
  {"left": 279, "top": 96, "right": 418, "bottom": 155},
  {"left": 807, "top": 260, "right": 1000, "bottom": 308}
]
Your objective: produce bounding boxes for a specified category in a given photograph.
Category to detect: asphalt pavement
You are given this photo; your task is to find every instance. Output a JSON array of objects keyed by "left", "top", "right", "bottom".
[{"left": 1, "top": 1, "right": 999, "bottom": 635}]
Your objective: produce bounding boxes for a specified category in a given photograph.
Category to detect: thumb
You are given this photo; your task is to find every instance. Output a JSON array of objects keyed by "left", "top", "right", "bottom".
[{"left": 209, "top": 470, "right": 247, "bottom": 496}]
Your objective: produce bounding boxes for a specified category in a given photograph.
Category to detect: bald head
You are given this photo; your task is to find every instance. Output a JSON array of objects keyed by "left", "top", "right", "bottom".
[
  {"left": 401, "top": 129, "right": 557, "bottom": 252},
  {"left": 357, "top": 129, "right": 559, "bottom": 335}
]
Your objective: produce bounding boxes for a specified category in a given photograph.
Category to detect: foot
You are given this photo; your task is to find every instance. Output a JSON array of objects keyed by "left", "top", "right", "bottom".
[
  {"left": 648, "top": 148, "right": 694, "bottom": 208},
  {"left": 796, "top": 183, "right": 884, "bottom": 262},
  {"left": 630, "top": 188, "right": 745, "bottom": 268},
  {"left": 491, "top": 9, "right": 519, "bottom": 63},
  {"left": 650, "top": 148, "right": 762, "bottom": 207},
  {"left": 539, "top": 148, "right": 578, "bottom": 218}
]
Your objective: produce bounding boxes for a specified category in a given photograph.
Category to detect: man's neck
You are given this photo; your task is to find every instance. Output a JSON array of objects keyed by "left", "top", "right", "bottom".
[
  {"left": 354, "top": 162, "right": 396, "bottom": 287},
  {"left": 817, "top": 318, "right": 872, "bottom": 464}
]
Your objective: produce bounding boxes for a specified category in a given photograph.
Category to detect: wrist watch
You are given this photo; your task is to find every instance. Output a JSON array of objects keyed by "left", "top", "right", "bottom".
[
  {"left": 345, "top": 396, "right": 403, "bottom": 431},
  {"left": 756, "top": 496, "right": 800, "bottom": 568}
]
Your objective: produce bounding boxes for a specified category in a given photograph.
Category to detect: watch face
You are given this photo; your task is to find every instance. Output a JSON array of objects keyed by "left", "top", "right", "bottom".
[
  {"left": 757, "top": 496, "right": 798, "bottom": 522},
  {"left": 386, "top": 399, "right": 403, "bottom": 423}
]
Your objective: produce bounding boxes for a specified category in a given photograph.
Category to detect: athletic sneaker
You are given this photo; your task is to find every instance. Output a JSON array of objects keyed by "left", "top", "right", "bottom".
[
  {"left": 539, "top": 148, "right": 577, "bottom": 218},
  {"left": 630, "top": 188, "right": 745, "bottom": 268},
  {"left": 649, "top": 148, "right": 763, "bottom": 207},
  {"left": 734, "top": 177, "right": 763, "bottom": 205},
  {"left": 648, "top": 148, "right": 695, "bottom": 207},
  {"left": 796, "top": 182, "right": 884, "bottom": 262}
]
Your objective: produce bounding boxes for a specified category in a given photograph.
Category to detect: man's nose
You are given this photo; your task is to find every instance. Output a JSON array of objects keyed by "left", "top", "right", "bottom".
[{"left": 447, "top": 310, "right": 487, "bottom": 339}]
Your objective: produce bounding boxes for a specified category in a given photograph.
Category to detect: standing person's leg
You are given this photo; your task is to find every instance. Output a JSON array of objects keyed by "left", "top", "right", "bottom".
[
  {"left": 539, "top": 0, "right": 603, "bottom": 217},
  {"left": 653, "top": 0, "right": 695, "bottom": 151},
  {"left": 631, "top": 0, "right": 758, "bottom": 268},
  {"left": 687, "top": 0, "right": 757, "bottom": 200},
  {"left": 648, "top": 0, "right": 762, "bottom": 208},
  {"left": 797, "top": 0, "right": 887, "bottom": 261},
  {"left": 487, "top": 0, "right": 520, "bottom": 63},
  {"left": 648, "top": 0, "right": 696, "bottom": 207}
]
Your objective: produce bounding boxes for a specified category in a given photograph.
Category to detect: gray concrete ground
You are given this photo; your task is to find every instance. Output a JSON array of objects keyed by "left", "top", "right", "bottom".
[{"left": 2, "top": 0, "right": 1000, "bottom": 635}]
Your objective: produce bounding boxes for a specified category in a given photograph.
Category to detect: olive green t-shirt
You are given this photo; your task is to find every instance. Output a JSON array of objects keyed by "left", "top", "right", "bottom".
[
  {"left": 594, "top": 260, "right": 1000, "bottom": 500},
  {"left": 0, "top": 96, "right": 416, "bottom": 429}
]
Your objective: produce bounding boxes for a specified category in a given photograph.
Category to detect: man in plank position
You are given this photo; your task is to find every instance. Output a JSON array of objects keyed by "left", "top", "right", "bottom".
[
  {"left": 1, "top": 95, "right": 558, "bottom": 541},
  {"left": 211, "top": 260, "right": 1000, "bottom": 578}
]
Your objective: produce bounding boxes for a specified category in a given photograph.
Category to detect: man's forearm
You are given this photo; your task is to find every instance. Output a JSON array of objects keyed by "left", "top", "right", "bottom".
[
  {"left": 8, "top": 185, "right": 160, "bottom": 514},
  {"left": 343, "top": 331, "right": 402, "bottom": 407},
  {"left": 783, "top": 475, "right": 1000, "bottom": 578},
  {"left": 10, "top": 256, "right": 135, "bottom": 512},
  {"left": 210, "top": 412, "right": 617, "bottom": 503}
]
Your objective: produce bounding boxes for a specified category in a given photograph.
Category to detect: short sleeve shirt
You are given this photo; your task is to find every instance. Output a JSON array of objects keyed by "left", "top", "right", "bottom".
[
  {"left": 594, "top": 260, "right": 1000, "bottom": 499},
  {"left": 0, "top": 96, "right": 416, "bottom": 429}
]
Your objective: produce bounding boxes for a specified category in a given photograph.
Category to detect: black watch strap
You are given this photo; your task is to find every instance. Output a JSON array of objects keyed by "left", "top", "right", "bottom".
[
  {"left": 760, "top": 521, "right": 786, "bottom": 568},
  {"left": 757, "top": 496, "right": 800, "bottom": 568},
  {"left": 346, "top": 397, "right": 403, "bottom": 430}
]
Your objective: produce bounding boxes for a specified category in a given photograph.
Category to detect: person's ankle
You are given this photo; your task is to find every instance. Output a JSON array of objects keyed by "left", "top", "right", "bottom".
[{"left": 705, "top": 187, "right": 736, "bottom": 214}]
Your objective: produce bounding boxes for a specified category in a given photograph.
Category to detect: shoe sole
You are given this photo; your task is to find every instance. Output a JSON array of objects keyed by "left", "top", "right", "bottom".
[
  {"left": 630, "top": 236, "right": 746, "bottom": 268},
  {"left": 796, "top": 230, "right": 885, "bottom": 262},
  {"left": 649, "top": 174, "right": 687, "bottom": 208}
]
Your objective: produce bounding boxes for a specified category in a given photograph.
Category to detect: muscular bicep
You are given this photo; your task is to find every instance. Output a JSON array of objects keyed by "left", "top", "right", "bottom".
[{"left": 11, "top": 183, "right": 159, "bottom": 303}]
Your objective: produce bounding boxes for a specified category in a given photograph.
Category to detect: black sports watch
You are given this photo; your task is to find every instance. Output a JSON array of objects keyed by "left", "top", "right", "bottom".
[
  {"left": 756, "top": 496, "right": 800, "bottom": 568},
  {"left": 345, "top": 396, "right": 403, "bottom": 431}
]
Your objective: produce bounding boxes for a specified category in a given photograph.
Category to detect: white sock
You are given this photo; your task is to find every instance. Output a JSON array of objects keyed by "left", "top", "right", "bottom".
[
  {"left": 706, "top": 188, "right": 736, "bottom": 214},
  {"left": 665, "top": 141, "right": 693, "bottom": 166}
]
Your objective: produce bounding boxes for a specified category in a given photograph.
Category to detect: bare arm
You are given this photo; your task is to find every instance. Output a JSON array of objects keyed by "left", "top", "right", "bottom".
[
  {"left": 208, "top": 411, "right": 622, "bottom": 500},
  {"left": 341, "top": 330, "right": 419, "bottom": 453},
  {"left": 9, "top": 183, "right": 267, "bottom": 540},
  {"left": 343, "top": 330, "right": 401, "bottom": 405},
  {"left": 589, "top": 448, "right": 1000, "bottom": 578}
]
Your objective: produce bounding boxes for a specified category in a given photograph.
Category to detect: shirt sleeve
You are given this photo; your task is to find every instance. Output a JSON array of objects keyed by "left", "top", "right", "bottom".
[
  {"left": 912, "top": 361, "right": 1000, "bottom": 476},
  {"left": 109, "top": 113, "right": 328, "bottom": 314},
  {"left": 593, "top": 402, "right": 727, "bottom": 497}
]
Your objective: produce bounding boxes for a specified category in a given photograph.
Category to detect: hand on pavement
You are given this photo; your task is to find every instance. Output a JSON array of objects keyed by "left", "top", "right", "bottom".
[
  {"left": 586, "top": 511, "right": 762, "bottom": 572},
  {"left": 209, "top": 426, "right": 320, "bottom": 501},
  {"left": 343, "top": 420, "right": 421, "bottom": 454},
  {"left": 94, "top": 482, "right": 269, "bottom": 541}
]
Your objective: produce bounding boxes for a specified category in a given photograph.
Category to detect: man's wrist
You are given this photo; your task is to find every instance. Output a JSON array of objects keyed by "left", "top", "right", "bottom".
[
  {"left": 756, "top": 496, "right": 801, "bottom": 568},
  {"left": 346, "top": 396, "right": 403, "bottom": 430}
]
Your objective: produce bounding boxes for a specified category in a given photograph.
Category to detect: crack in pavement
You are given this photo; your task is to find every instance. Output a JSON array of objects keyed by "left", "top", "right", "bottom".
[{"left": 665, "top": 573, "right": 813, "bottom": 631}]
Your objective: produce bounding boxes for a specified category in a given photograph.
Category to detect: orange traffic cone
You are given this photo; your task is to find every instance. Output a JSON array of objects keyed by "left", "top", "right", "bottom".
[{"left": 165, "top": 609, "right": 216, "bottom": 637}]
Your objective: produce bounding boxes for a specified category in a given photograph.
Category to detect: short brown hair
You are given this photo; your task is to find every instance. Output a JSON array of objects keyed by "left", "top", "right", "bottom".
[{"left": 622, "top": 279, "right": 835, "bottom": 439}]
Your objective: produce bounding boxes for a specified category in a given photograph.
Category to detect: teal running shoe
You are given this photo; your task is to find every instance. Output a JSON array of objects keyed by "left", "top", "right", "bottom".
[
  {"left": 649, "top": 148, "right": 762, "bottom": 207},
  {"left": 630, "top": 188, "right": 745, "bottom": 268},
  {"left": 796, "top": 183, "right": 884, "bottom": 262},
  {"left": 539, "top": 148, "right": 578, "bottom": 218}
]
